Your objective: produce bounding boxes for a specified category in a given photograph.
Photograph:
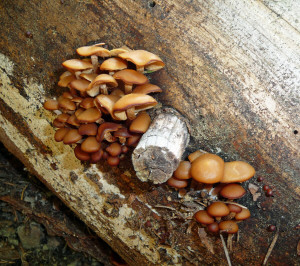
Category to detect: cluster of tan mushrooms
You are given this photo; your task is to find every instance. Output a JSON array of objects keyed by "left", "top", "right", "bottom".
[
  {"left": 44, "top": 44, "right": 164, "bottom": 166},
  {"left": 167, "top": 150, "right": 254, "bottom": 239}
]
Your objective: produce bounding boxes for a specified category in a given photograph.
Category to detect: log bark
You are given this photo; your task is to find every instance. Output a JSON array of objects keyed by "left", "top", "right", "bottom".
[
  {"left": 132, "top": 108, "right": 189, "bottom": 184},
  {"left": 0, "top": 1, "right": 299, "bottom": 265}
]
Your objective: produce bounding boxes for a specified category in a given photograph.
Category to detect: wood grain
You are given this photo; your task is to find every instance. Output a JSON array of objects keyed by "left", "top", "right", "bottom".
[{"left": 0, "top": 0, "right": 299, "bottom": 265}]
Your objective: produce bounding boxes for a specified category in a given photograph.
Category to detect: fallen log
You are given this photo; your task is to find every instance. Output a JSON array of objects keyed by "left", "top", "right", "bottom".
[{"left": 0, "top": 1, "right": 299, "bottom": 265}]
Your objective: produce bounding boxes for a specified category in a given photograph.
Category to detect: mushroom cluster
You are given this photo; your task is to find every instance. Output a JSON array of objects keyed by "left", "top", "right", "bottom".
[
  {"left": 167, "top": 150, "right": 254, "bottom": 237},
  {"left": 44, "top": 44, "right": 164, "bottom": 166}
]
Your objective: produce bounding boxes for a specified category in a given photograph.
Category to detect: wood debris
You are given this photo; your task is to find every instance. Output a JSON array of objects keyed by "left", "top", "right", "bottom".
[
  {"left": 220, "top": 233, "right": 232, "bottom": 266},
  {"left": 248, "top": 183, "right": 261, "bottom": 201},
  {"left": 263, "top": 226, "right": 280, "bottom": 265},
  {"left": 197, "top": 227, "right": 215, "bottom": 254}
]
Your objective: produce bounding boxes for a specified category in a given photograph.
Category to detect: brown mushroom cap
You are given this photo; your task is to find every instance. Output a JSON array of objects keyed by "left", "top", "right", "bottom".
[
  {"left": 129, "top": 111, "right": 151, "bottom": 133},
  {"left": 173, "top": 161, "right": 192, "bottom": 180},
  {"left": 100, "top": 57, "right": 128, "bottom": 71},
  {"left": 188, "top": 150, "right": 207, "bottom": 163},
  {"left": 220, "top": 184, "right": 246, "bottom": 199},
  {"left": 132, "top": 83, "right": 162, "bottom": 94},
  {"left": 207, "top": 202, "right": 230, "bottom": 217},
  {"left": 53, "top": 118, "right": 65, "bottom": 128},
  {"left": 58, "top": 74, "right": 76, "bottom": 87},
  {"left": 113, "top": 69, "right": 148, "bottom": 86},
  {"left": 107, "top": 156, "right": 120, "bottom": 166},
  {"left": 56, "top": 113, "right": 70, "bottom": 123},
  {"left": 62, "top": 59, "right": 93, "bottom": 71},
  {"left": 78, "top": 123, "right": 98, "bottom": 136},
  {"left": 194, "top": 210, "right": 214, "bottom": 224},
  {"left": 79, "top": 73, "right": 98, "bottom": 82},
  {"left": 88, "top": 74, "right": 118, "bottom": 89},
  {"left": 190, "top": 153, "right": 224, "bottom": 184},
  {"left": 58, "top": 97, "right": 76, "bottom": 111},
  {"left": 235, "top": 208, "right": 251, "bottom": 221},
  {"left": 74, "top": 144, "right": 91, "bottom": 161},
  {"left": 96, "top": 122, "right": 122, "bottom": 142},
  {"left": 126, "top": 134, "right": 141, "bottom": 147},
  {"left": 90, "top": 149, "right": 103, "bottom": 163},
  {"left": 113, "top": 93, "right": 157, "bottom": 120},
  {"left": 207, "top": 222, "right": 219, "bottom": 233},
  {"left": 44, "top": 99, "right": 59, "bottom": 111},
  {"left": 69, "top": 79, "right": 90, "bottom": 92},
  {"left": 76, "top": 46, "right": 110, "bottom": 57},
  {"left": 110, "top": 46, "right": 131, "bottom": 56},
  {"left": 227, "top": 204, "right": 242, "bottom": 213},
  {"left": 219, "top": 221, "right": 239, "bottom": 234},
  {"left": 106, "top": 142, "right": 122, "bottom": 156},
  {"left": 221, "top": 161, "right": 256, "bottom": 183},
  {"left": 81, "top": 137, "right": 101, "bottom": 153},
  {"left": 76, "top": 107, "right": 102, "bottom": 123},
  {"left": 54, "top": 128, "right": 70, "bottom": 142},
  {"left": 67, "top": 114, "right": 80, "bottom": 127},
  {"left": 119, "top": 50, "right": 165, "bottom": 72},
  {"left": 59, "top": 71, "right": 72, "bottom": 80},
  {"left": 167, "top": 177, "right": 189, "bottom": 189},
  {"left": 80, "top": 97, "right": 95, "bottom": 109},
  {"left": 63, "top": 129, "right": 82, "bottom": 144}
]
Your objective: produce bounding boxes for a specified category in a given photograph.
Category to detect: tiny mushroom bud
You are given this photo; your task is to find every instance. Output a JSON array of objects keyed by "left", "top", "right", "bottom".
[
  {"left": 207, "top": 222, "right": 219, "bottom": 233},
  {"left": 190, "top": 153, "right": 224, "bottom": 184},
  {"left": 119, "top": 50, "right": 165, "bottom": 73},
  {"left": 78, "top": 123, "right": 98, "bottom": 136},
  {"left": 107, "top": 156, "right": 120, "bottom": 166},
  {"left": 207, "top": 202, "right": 230, "bottom": 218},
  {"left": 100, "top": 57, "right": 128, "bottom": 75},
  {"left": 113, "top": 93, "right": 157, "bottom": 120},
  {"left": 132, "top": 83, "right": 162, "bottom": 94},
  {"left": 235, "top": 208, "right": 251, "bottom": 221},
  {"left": 220, "top": 184, "right": 246, "bottom": 200},
  {"left": 113, "top": 69, "right": 149, "bottom": 94},
  {"left": 188, "top": 150, "right": 207, "bottom": 163},
  {"left": 167, "top": 177, "right": 189, "bottom": 189},
  {"left": 221, "top": 161, "right": 255, "bottom": 183},
  {"left": 87, "top": 74, "right": 118, "bottom": 96},
  {"left": 54, "top": 128, "right": 70, "bottom": 142},
  {"left": 74, "top": 144, "right": 91, "bottom": 161},
  {"left": 194, "top": 210, "right": 214, "bottom": 225},
  {"left": 106, "top": 142, "right": 122, "bottom": 157},
  {"left": 63, "top": 129, "right": 82, "bottom": 144},
  {"left": 173, "top": 161, "right": 192, "bottom": 180},
  {"left": 81, "top": 136, "right": 101, "bottom": 153},
  {"left": 44, "top": 99, "right": 59, "bottom": 111},
  {"left": 129, "top": 111, "right": 151, "bottom": 133},
  {"left": 219, "top": 220, "right": 239, "bottom": 234}
]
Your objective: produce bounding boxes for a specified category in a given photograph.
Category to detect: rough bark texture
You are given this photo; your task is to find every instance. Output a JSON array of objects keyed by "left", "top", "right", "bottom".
[
  {"left": 132, "top": 108, "right": 189, "bottom": 183},
  {"left": 0, "top": 1, "right": 299, "bottom": 265}
]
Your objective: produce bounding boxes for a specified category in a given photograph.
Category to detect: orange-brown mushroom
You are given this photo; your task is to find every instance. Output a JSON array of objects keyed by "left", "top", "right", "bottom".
[
  {"left": 44, "top": 99, "right": 59, "bottom": 111},
  {"left": 76, "top": 107, "right": 102, "bottom": 123},
  {"left": 54, "top": 128, "right": 70, "bottom": 142},
  {"left": 220, "top": 184, "right": 246, "bottom": 199},
  {"left": 219, "top": 220, "right": 239, "bottom": 234},
  {"left": 62, "top": 59, "right": 93, "bottom": 78},
  {"left": 78, "top": 123, "right": 98, "bottom": 136},
  {"left": 96, "top": 122, "right": 122, "bottom": 142},
  {"left": 173, "top": 161, "right": 192, "bottom": 180},
  {"left": 100, "top": 57, "right": 128, "bottom": 75},
  {"left": 129, "top": 111, "right": 151, "bottom": 133},
  {"left": 74, "top": 144, "right": 91, "bottom": 161},
  {"left": 106, "top": 142, "right": 122, "bottom": 157},
  {"left": 235, "top": 208, "right": 251, "bottom": 221},
  {"left": 221, "top": 161, "right": 255, "bottom": 183},
  {"left": 194, "top": 210, "right": 214, "bottom": 225},
  {"left": 87, "top": 74, "right": 118, "bottom": 96},
  {"left": 132, "top": 83, "right": 162, "bottom": 94},
  {"left": 207, "top": 202, "right": 230, "bottom": 219},
  {"left": 167, "top": 177, "right": 189, "bottom": 189},
  {"left": 81, "top": 137, "right": 101, "bottom": 153},
  {"left": 63, "top": 129, "right": 82, "bottom": 144}
]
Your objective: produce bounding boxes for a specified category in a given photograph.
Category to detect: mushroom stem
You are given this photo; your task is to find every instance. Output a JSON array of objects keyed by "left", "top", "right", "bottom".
[
  {"left": 109, "top": 71, "right": 115, "bottom": 75},
  {"left": 75, "top": 71, "right": 81, "bottom": 79},
  {"left": 126, "top": 107, "right": 136, "bottom": 120},
  {"left": 100, "top": 84, "right": 108, "bottom": 95},
  {"left": 227, "top": 233, "right": 234, "bottom": 251},
  {"left": 87, "top": 85, "right": 100, "bottom": 97},
  {"left": 124, "top": 84, "right": 133, "bottom": 94},
  {"left": 136, "top": 65, "right": 144, "bottom": 73},
  {"left": 91, "top": 55, "right": 99, "bottom": 73}
]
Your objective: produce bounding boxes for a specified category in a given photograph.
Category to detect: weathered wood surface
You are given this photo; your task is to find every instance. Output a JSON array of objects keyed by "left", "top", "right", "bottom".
[
  {"left": 133, "top": 108, "right": 190, "bottom": 183},
  {"left": 0, "top": 0, "right": 299, "bottom": 265}
]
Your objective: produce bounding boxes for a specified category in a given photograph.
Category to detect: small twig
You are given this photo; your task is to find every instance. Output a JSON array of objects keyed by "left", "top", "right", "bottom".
[
  {"left": 220, "top": 233, "right": 232, "bottom": 266},
  {"left": 263, "top": 225, "right": 280, "bottom": 265},
  {"left": 222, "top": 201, "right": 248, "bottom": 209},
  {"left": 21, "top": 184, "right": 29, "bottom": 201},
  {"left": 154, "top": 205, "right": 177, "bottom": 211}
]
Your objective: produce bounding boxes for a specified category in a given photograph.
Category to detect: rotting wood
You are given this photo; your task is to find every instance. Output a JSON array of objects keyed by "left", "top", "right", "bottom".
[
  {"left": 0, "top": 0, "right": 299, "bottom": 265},
  {"left": 132, "top": 108, "right": 190, "bottom": 184}
]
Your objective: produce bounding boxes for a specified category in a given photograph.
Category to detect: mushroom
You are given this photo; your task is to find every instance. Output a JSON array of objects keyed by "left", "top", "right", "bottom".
[
  {"left": 207, "top": 222, "right": 219, "bottom": 233},
  {"left": 80, "top": 97, "right": 95, "bottom": 109},
  {"left": 54, "top": 128, "right": 70, "bottom": 142},
  {"left": 62, "top": 59, "right": 93, "bottom": 78},
  {"left": 132, "top": 83, "right": 162, "bottom": 94},
  {"left": 78, "top": 123, "right": 98, "bottom": 136},
  {"left": 106, "top": 142, "right": 122, "bottom": 157},
  {"left": 107, "top": 156, "right": 120, "bottom": 167},
  {"left": 81, "top": 137, "right": 101, "bottom": 153},
  {"left": 76, "top": 45, "right": 110, "bottom": 73},
  {"left": 58, "top": 74, "right": 76, "bottom": 87},
  {"left": 76, "top": 107, "right": 102, "bottom": 123},
  {"left": 66, "top": 114, "right": 80, "bottom": 127},
  {"left": 74, "top": 144, "right": 91, "bottom": 161},
  {"left": 100, "top": 57, "right": 128, "bottom": 75},
  {"left": 173, "top": 161, "right": 192, "bottom": 180},
  {"left": 235, "top": 208, "right": 251, "bottom": 221},
  {"left": 113, "top": 69, "right": 148, "bottom": 94},
  {"left": 119, "top": 50, "right": 165, "bottom": 73},
  {"left": 79, "top": 73, "right": 98, "bottom": 82},
  {"left": 219, "top": 184, "right": 246, "bottom": 200},
  {"left": 110, "top": 46, "right": 131, "bottom": 56},
  {"left": 221, "top": 161, "right": 255, "bottom": 183},
  {"left": 69, "top": 79, "right": 90, "bottom": 93},
  {"left": 56, "top": 113, "right": 70, "bottom": 123},
  {"left": 194, "top": 210, "right": 215, "bottom": 225},
  {"left": 96, "top": 122, "right": 122, "bottom": 142},
  {"left": 113, "top": 93, "right": 157, "bottom": 120},
  {"left": 188, "top": 150, "right": 207, "bottom": 163},
  {"left": 129, "top": 111, "right": 151, "bottom": 133},
  {"left": 63, "top": 129, "right": 82, "bottom": 144},
  {"left": 58, "top": 97, "right": 76, "bottom": 112},
  {"left": 207, "top": 202, "right": 230, "bottom": 221},
  {"left": 113, "top": 128, "right": 133, "bottom": 144},
  {"left": 94, "top": 94, "right": 127, "bottom": 120},
  {"left": 44, "top": 99, "right": 59, "bottom": 111},
  {"left": 219, "top": 220, "right": 239, "bottom": 234},
  {"left": 126, "top": 134, "right": 142, "bottom": 147},
  {"left": 190, "top": 153, "right": 224, "bottom": 184},
  {"left": 87, "top": 74, "right": 118, "bottom": 96},
  {"left": 225, "top": 204, "right": 243, "bottom": 220},
  {"left": 167, "top": 177, "right": 189, "bottom": 189},
  {"left": 90, "top": 149, "right": 103, "bottom": 163}
]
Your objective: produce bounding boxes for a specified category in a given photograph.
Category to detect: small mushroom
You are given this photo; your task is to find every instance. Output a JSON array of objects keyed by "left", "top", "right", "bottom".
[
  {"left": 126, "top": 133, "right": 141, "bottom": 147},
  {"left": 58, "top": 74, "right": 76, "bottom": 87},
  {"left": 62, "top": 59, "right": 93, "bottom": 78},
  {"left": 221, "top": 161, "right": 255, "bottom": 183},
  {"left": 113, "top": 128, "right": 133, "bottom": 144},
  {"left": 56, "top": 113, "right": 70, "bottom": 123},
  {"left": 66, "top": 114, "right": 80, "bottom": 127},
  {"left": 207, "top": 202, "right": 230, "bottom": 220},
  {"left": 78, "top": 123, "right": 98, "bottom": 136},
  {"left": 96, "top": 122, "right": 122, "bottom": 142},
  {"left": 54, "top": 128, "right": 70, "bottom": 142},
  {"left": 44, "top": 99, "right": 59, "bottom": 111},
  {"left": 63, "top": 129, "right": 82, "bottom": 144},
  {"left": 69, "top": 79, "right": 90, "bottom": 93},
  {"left": 113, "top": 69, "right": 148, "bottom": 94},
  {"left": 90, "top": 149, "right": 103, "bottom": 163},
  {"left": 220, "top": 184, "right": 246, "bottom": 200},
  {"left": 100, "top": 57, "right": 128, "bottom": 75},
  {"left": 167, "top": 177, "right": 189, "bottom": 189},
  {"left": 190, "top": 153, "right": 224, "bottom": 184},
  {"left": 106, "top": 142, "right": 122, "bottom": 157},
  {"left": 194, "top": 210, "right": 215, "bottom": 225},
  {"left": 113, "top": 93, "right": 157, "bottom": 120},
  {"left": 173, "top": 161, "right": 192, "bottom": 180},
  {"left": 129, "top": 111, "right": 151, "bottom": 133},
  {"left": 80, "top": 97, "right": 95, "bottom": 109},
  {"left": 58, "top": 97, "right": 76, "bottom": 112},
  {"left": 87, "top": 74, "right": 118, "bottom": 96},
  {"left": 79, "top": 73, "right": 98, "bottom": 82},
  {"left": 76, "top": 107, "right": 102, "bottom": 123},
  {"left": 188, "top": 150, "right": 207, "bottom": 162},
  {"left": 110, "top": 46, "right": 131, "bottom": 56},
  {"left": 219, "top": 220, "right": 239, "bottom": 234},
  {"left": 235, "top": 208, "right": 251, "bottom": 221},
  {"left": 76, "top": 45, "right": 110, "bottom": 73},
  {"left": 132, "top": 83, "right": 162, "bottom": 94},
  {"left": 119, "top": 50, "right": 165, "bottom": 73},
  {"left": 81, "top": 137, "right": 101, "bottom": 153},
  {"left": 107, "top": 156, "right": 120, "bottom": 166},
  {"left": 225, "top": 204, "right": 243, "bottom": 220},
  {"left": 74, "top": 144, "right": 91, "bottom": 161},
  {"left": 207, "top": 222, "right": 219, "bottom": 233}
]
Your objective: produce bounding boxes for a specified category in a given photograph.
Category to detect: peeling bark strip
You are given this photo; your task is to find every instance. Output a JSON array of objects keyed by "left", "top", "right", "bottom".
[{"left": 132, "top": 109, "right": 189, "bottom": 183}]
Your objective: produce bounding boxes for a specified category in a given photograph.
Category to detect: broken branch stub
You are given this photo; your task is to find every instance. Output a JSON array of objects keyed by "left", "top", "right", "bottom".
[{"left": 132, "top": 109, "right": 190, "bottom": 184}]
